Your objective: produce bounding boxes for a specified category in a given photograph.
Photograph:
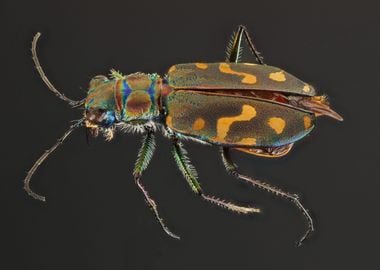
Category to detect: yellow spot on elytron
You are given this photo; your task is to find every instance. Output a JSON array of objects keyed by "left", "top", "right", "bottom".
[
  {"left": 268, "top": 117, "right": 286, "bottom": 134},
  {"left": 219, "top": 63, "right": 257, "bottom": 84},
  {"left": 166, "top": 115, "right": 173, "bottom": 127},
  {"left": 168, "top": 65, "right": 176, "bottom": 73},
  {"left": 192, "top": 118, "right": 205, "bottom": 131},
  {"left": 303, "top": 115, "right": 312, "bottom": 129},
  {"left": 269, "top": 71, "right": 286, "bottom": 82},
  {"left": 237, "top": 137, "right": 257, "bottom": 145},
  {"left": 243, "top": 63, "right": 257, "bottom": 66},
  {"left": 214, "top": 105, "right": 257, "bottom": 143},
  {"left": 303, "top": 84, "right": 311, "bottom": 92},
  {"left": 195, "top": 63, "right": 208, "bottom": 69}
]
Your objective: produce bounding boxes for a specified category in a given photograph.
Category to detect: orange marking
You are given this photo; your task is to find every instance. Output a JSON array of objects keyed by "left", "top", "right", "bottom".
[
  {"left": 168, "top": 65, "right": 176, "bottom": 73},
  {"left": 166, "top": 115, "right": 173, "bottom": 127},
  {"left": 219, "top": 63, "right": 257, "bottom": 84},
  {"left": 269, "top": 71, "right": 286, "bottom": 82},
  {"left": 268, "top": 117, "right": 286, "bottom": 134},
  {"left": 195, "top": 63, "right": 208, "bottom": 69},
  {"left": 192, "top": 118, "right": 205, "bottom": 131},
  {"left": 303, "top": 84, "right": 311, "bottom": 92},
  {"left": 214, "top": 105, "right": 257, "bottom": 143},
  {"left": 303, "top": 115, "right": 312, "bottom": 129},
  {"left": 237, "top": 137, "right": 257, "bottom": 145}
]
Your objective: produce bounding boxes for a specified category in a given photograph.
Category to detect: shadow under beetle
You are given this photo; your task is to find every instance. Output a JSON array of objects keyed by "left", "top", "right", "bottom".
[{"left": 24, "top": 25, "right": 343, "bottom": 246}]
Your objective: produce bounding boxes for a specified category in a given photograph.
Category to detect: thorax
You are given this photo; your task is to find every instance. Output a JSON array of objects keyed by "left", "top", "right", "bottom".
[{"left": 113, "top": 73, "right": 163, "bottom": 121}]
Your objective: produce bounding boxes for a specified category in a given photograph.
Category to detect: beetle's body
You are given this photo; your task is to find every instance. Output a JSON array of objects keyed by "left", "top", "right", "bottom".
[
  {"left": 26, "top": 26, "right": 343, "bottom": 246},
  {"left": 84, "top": 62, "right": 327, "bottom": 150}
]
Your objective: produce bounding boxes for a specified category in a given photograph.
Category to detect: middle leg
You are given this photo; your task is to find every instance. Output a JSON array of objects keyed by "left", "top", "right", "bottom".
[{"left": 171, "top": 135, "right": 260, "bottom": 214}]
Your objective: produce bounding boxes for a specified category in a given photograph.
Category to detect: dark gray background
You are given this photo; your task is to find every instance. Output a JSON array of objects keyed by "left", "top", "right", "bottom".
[{"left": 2, "top": 0, "right": 379, "bottom": 269}]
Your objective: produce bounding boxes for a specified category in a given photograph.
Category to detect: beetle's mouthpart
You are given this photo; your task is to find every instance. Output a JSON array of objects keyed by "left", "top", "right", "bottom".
[
  {"left": 85, "top": 121, "right": 115, "bottom": 141},
  {"left": 298, "top": 95, "right": 343, "bottom": 121},
  {"left": 85, "top": 124, "right": 99, "bottom": 137}
]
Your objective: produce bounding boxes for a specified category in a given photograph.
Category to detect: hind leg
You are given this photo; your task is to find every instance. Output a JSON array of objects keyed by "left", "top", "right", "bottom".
[
  {"left": 220, "top": 147, "right": 314, "bottom": 246},
  {"left": 225, "top": 25, "right": 265, "bottom": 64}
]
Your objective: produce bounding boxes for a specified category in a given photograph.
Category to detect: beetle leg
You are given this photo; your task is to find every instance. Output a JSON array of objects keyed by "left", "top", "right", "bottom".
[
  {"left": 109, "top": 69, "right": 126, "bottom": 80},
  {"left": 171, "top": 136, "right": 260, "bottom": 214},
  {"left": 134, "top": 129, "right": 180, "bottom": 239},
  {"left": 225, "top": 25, "right": 265, "bottom": 64},
  {"left": 220, "top": 147, "right": 314, "bottom": 247}
]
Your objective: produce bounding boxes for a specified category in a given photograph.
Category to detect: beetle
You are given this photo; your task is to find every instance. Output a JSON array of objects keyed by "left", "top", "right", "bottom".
[{"left": 24, "top": 25, "right": 342, "bottom": 246}]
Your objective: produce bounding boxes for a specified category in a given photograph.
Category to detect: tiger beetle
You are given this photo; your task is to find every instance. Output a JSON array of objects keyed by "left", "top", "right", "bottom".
[{"left": 25, "top": 25, "right": 343, "bottom": 246}]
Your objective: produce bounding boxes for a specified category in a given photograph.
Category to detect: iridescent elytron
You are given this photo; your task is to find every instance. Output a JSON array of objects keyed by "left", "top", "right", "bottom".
[{"left": 25, "top": 26, "right": 343, "bottom": 246}]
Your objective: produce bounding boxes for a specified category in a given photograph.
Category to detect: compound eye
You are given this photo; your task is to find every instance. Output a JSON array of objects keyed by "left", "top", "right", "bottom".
[{"left": 89, "top": 75, "right": 108, "bottom": 89}]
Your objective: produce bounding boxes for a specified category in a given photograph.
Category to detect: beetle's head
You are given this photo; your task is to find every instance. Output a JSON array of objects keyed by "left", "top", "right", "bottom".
[
  {"left": 84, "top": 75, "right": 116, "bottom": 132},
  {"left": 84, "top": 108, "right": 116, "bottom": 128}
]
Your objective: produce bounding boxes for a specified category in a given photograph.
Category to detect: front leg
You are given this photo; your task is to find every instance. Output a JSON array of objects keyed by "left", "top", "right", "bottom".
[
  {"left": 171, "top": 135, "right": 260, "bottom": 214},
  {"left": 134, "top": 128, "right": 180, "bottom": 239}
]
